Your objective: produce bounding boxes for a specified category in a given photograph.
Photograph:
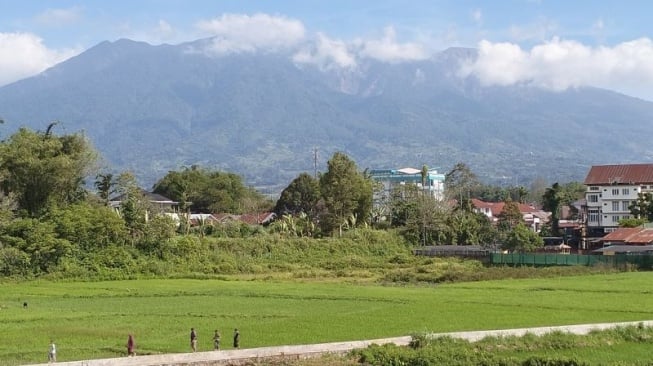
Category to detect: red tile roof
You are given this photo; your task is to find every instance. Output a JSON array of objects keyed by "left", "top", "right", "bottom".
[
  {"left": 584, "top": 164, "right": 653, "bottom": 185},
  {"left": 471, "top": 198, "right": 541, "bottom": 216}
]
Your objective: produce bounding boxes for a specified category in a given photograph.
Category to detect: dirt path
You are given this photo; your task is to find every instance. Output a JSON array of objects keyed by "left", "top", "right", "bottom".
[{"left": 22, "top": 320, "right": 653, "bottom": 366}]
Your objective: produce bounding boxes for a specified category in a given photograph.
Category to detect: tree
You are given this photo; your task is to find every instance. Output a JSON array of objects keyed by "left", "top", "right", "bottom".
[
  {"left": 94, "top": 173, "right": 115, "bottom": 203},
  {"left": 274, "top": 173, "right": 320, "bottom": 218},
  {"left": 152, "top": 166, "right": 267, "bottom": 213},
  {"left": 497, "top": 198, "right": 524, "bottom": 231},
  {"left": 502, "top": 223, "right": 544, "bottom": 253},
  {"left": 445, "top": 162, "right": 480, "bottom": 205},
  {"left": 629, "top": 192, "right": 653, "bottom": 222},
  {"left": 542, "top": 183, "right": 563, "bottom": 236},
  {"left": 114, "top": 172, "right": 149, "bottom": 242},
  {"left": 46, "top": 201, "right": 128, "bottom": 252},
  {"left": 0, "top": 127, "right": 97, "bottom": 217},
  {"left": 541, "top": 182, "right": 585, "bottom": 235},
  {"left": 319, "top": 152, "right": 373, "bottom": 235}
]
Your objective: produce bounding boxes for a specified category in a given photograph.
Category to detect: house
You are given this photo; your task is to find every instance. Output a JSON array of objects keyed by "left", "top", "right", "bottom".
[
  {"left": 583, "top": 163, "right": 653, "bottom": 235},
  {"left": 109, "top": 189, "right": 180, "bottom": 219},
  {"left": 471, "top": 198, "right": 549, "bottom": 232},
  {"left": 369, "top": 167, "right": 446, "bottom": 202}
]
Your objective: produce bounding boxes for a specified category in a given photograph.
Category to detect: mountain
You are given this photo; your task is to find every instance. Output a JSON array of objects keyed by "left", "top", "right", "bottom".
[{"left": 1, "top": 38, "right": 653, "bottom": 193}]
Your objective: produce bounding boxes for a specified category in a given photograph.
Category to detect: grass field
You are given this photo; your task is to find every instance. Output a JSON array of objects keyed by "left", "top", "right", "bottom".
[{"left": 1, "top": 272, "right": 652, "bottom": 365}]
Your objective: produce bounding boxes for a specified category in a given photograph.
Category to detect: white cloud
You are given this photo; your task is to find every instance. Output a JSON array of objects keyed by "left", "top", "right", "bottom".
[
  {"left": 357, "top": 27, "right": 429, "bottom": 63},
  {"left": 0, "top": 32, "right": 80, "bottom": 86},
  {"left": 459, "top": 37, "right": 653, "bottom": 101},
  {"left": 293, "top": 33, "right": 357, "bottom": 70},
  {"left": 34, "top": 6, "right": 82, "bottom": 26},
  {"left": 196, "top": 13, "right": 305, "bottom": 54}
]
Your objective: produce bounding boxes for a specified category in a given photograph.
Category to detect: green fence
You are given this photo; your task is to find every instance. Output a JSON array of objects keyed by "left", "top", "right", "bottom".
[{"left": 491, "top": 253, "right": 653, "bottom": 269}]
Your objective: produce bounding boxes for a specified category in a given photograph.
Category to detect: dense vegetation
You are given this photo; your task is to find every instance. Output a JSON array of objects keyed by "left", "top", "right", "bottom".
[{"left": 0, "top": 126, "right": 636, "bottom": 279}]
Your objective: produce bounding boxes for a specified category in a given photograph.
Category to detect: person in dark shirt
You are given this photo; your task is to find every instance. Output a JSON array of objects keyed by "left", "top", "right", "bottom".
[
  {"left": 190, "top": 328, "right": 197, "bottom": 352},
  {"left": 233, "top": 328, "right": 240, "bottom": 349},
  {"left": 213, "top": 330, "right": 221, "bottom": 350}
]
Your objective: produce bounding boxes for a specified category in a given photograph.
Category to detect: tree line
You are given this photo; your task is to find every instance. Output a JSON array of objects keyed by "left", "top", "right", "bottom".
[{"left": 2, "top": 125, "right": 647, "bottom": 278}]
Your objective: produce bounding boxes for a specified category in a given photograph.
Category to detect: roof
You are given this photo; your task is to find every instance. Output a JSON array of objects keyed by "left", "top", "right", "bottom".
[
  {"left": 471, "top": 198, "right": 544, "bottom": 217},
  {"left": 592, "top": 245, "right": 653, "bottom": 254},
  {"left": 601, "top": 227, "right": 653, "bottom": 245},
  {"left": 584, "top": 164, "right": 653, "bottom": 185},
  {"left": 109, "top": 189, "right": 177, "bottom": 203}
]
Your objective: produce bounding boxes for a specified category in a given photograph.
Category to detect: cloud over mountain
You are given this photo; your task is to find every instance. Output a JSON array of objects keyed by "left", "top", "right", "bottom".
[
  {"left": 459, "top": 37, "right": 653, "bottom": 101},
  {"left": 0, "top": 32, "right": 80, "bottom": 86},
  {"left": 196, "top": 13, "right": 306, "bottom": 55}
]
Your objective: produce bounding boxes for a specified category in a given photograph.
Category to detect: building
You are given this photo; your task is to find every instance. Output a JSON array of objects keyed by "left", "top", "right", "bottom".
[
  {"left": 471, "top": 198, "right": 549, "bottom": 232},
  {"left": 109, "top": 189, "right": 180, "bottom": 222},
  {"left": 369, "top": 167, "right": 446, "bottom": 201},
  {"left": 583, "top": 163, "right": 653, "bottom": 235}
]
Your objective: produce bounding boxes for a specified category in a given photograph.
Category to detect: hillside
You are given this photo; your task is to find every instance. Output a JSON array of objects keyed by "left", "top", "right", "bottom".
[{"left": 1, "top": 38, "right": 653, "bottom": 193}]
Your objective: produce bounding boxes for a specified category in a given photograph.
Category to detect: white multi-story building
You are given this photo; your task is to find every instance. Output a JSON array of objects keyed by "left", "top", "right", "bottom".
[
  {"left": 584, "top": 164, "right": 653, "bottom": 235},
  {"left": 369, "top": 167, "right": 446, "bottom": 201}
]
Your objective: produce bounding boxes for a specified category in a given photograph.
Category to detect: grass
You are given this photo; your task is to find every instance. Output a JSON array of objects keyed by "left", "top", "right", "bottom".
[{"left": 1, "top": 272, "right": 652, "bottom": 365}]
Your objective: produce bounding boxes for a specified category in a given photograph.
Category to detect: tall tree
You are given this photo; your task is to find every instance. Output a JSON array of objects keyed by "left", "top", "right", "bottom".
[
  {"left": 274, "top": 173, "right": 321, "bottom": 218},
  {"left": 542, "top": 183, "right": 563, "bottom": 236},
  {"left": 0, "top": 127, "right": 97, "bottom": 217},
  {"left": 445, "top": 162, "right": 480, "bottom": 205},
  {"left": 319, "top": 152, "right": 373, "bottom": 235},
  {"left": 94, "top": 173, "right": 115, "bottom": 203}
]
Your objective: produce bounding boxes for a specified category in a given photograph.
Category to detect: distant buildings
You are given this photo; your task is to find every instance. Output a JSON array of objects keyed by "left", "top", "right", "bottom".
[
  {"left": 583, "top": 163, "right": 653, "bottom": 236},
  {"left": 369, "top": 167, "right": 446, "bottom": 201},
  {"left": 470, "top": 198, "right": 549, "bottom": 232}
]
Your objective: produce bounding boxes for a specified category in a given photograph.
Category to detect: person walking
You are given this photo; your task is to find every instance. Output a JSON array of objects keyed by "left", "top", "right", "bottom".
[
  {"left": 190, "top": 328, "right": 198, "bottom": 352},
  {"left": 48, "top": 340, "right": 56, "bottom": 363},
  {"left": 126, "top": 334, "right": 135, "bottom": 357},
  {"left": 233, "top": 328, "right": 240, "bottom": 349},
  {"left": 213, "top": 330, "right": 221, "bottom": 350}
]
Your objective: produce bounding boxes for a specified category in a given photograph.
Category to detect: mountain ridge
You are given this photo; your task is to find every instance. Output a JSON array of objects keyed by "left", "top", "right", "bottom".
[{"left": 1, "top": 38, "right": 652, "bottom": 193}]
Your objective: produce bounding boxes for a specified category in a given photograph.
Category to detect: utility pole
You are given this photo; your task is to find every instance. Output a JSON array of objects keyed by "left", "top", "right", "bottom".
[{"left": 313, "top": 147, "right": 319, "bottom": 178}]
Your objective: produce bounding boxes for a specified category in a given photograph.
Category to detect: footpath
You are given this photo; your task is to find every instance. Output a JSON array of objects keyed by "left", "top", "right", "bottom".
[{"left": 23, "top": 320, "right": 653, "bottom": 366}]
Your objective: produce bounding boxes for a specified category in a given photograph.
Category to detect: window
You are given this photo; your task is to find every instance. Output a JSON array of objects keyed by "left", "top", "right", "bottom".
[
  {"left": 612, "top": 202, "right": 619, "bottom": 211},
  {"left": 588, "top": 212, "right": 599, "bottom": 222},
  {"left": 622, "top": 201, "right": 630, "bottom": 211},
  {"left": 590, "top": 186, "right": 600, "bottom": 191},
  {"left": 622, "top": 188, "right": 630, "bottom": 195},
  {"left": 643, "top": 186, "right": 649, "bottom": 190},
  {"left": 612, "top": 189, "right": 619, "bottom": 195},
  {"left": 611, "top": 215, "right": 620, "bottom": 223},
  {"left": 587, "top": 194, "right": 598, "bottom": 203}
]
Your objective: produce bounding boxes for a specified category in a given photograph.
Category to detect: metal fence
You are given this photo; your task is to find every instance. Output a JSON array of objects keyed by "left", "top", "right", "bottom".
[{"left": 490, "top": 253, "right": 653, "bottom": 269}]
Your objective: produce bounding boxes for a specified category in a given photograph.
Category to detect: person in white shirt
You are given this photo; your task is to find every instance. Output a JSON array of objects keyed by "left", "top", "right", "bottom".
[{"left": 48, "top": 340, "right": 56, "bottom": 362}]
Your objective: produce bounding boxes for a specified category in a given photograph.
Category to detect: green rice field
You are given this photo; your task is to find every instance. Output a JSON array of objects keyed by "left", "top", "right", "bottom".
[{"left": 1, "top": 272, "right": 652, "bottom": 365}]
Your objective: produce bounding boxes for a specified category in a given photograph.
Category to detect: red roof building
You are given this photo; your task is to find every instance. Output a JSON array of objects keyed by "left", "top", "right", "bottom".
[{"left": 583, "top": 164, "right": 653, "bottom": 237}]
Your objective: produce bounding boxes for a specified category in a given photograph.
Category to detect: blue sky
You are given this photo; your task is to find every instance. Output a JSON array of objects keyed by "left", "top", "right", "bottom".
[{"left": 1, "top": 0, "right": 652, "bottom": 100}]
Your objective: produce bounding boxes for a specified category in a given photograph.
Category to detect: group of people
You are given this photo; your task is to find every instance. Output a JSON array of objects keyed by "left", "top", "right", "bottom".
[
  {"left": 191, "top": 327, "right": 240, "bottom": 352},
  {"left": 46, "top": 328, "right": 241, "bottom": 362}
]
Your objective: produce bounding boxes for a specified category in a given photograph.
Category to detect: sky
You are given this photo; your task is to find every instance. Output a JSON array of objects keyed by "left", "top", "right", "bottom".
[{"left": 1, "top": 0, "right": 652, "bottom": 101}]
